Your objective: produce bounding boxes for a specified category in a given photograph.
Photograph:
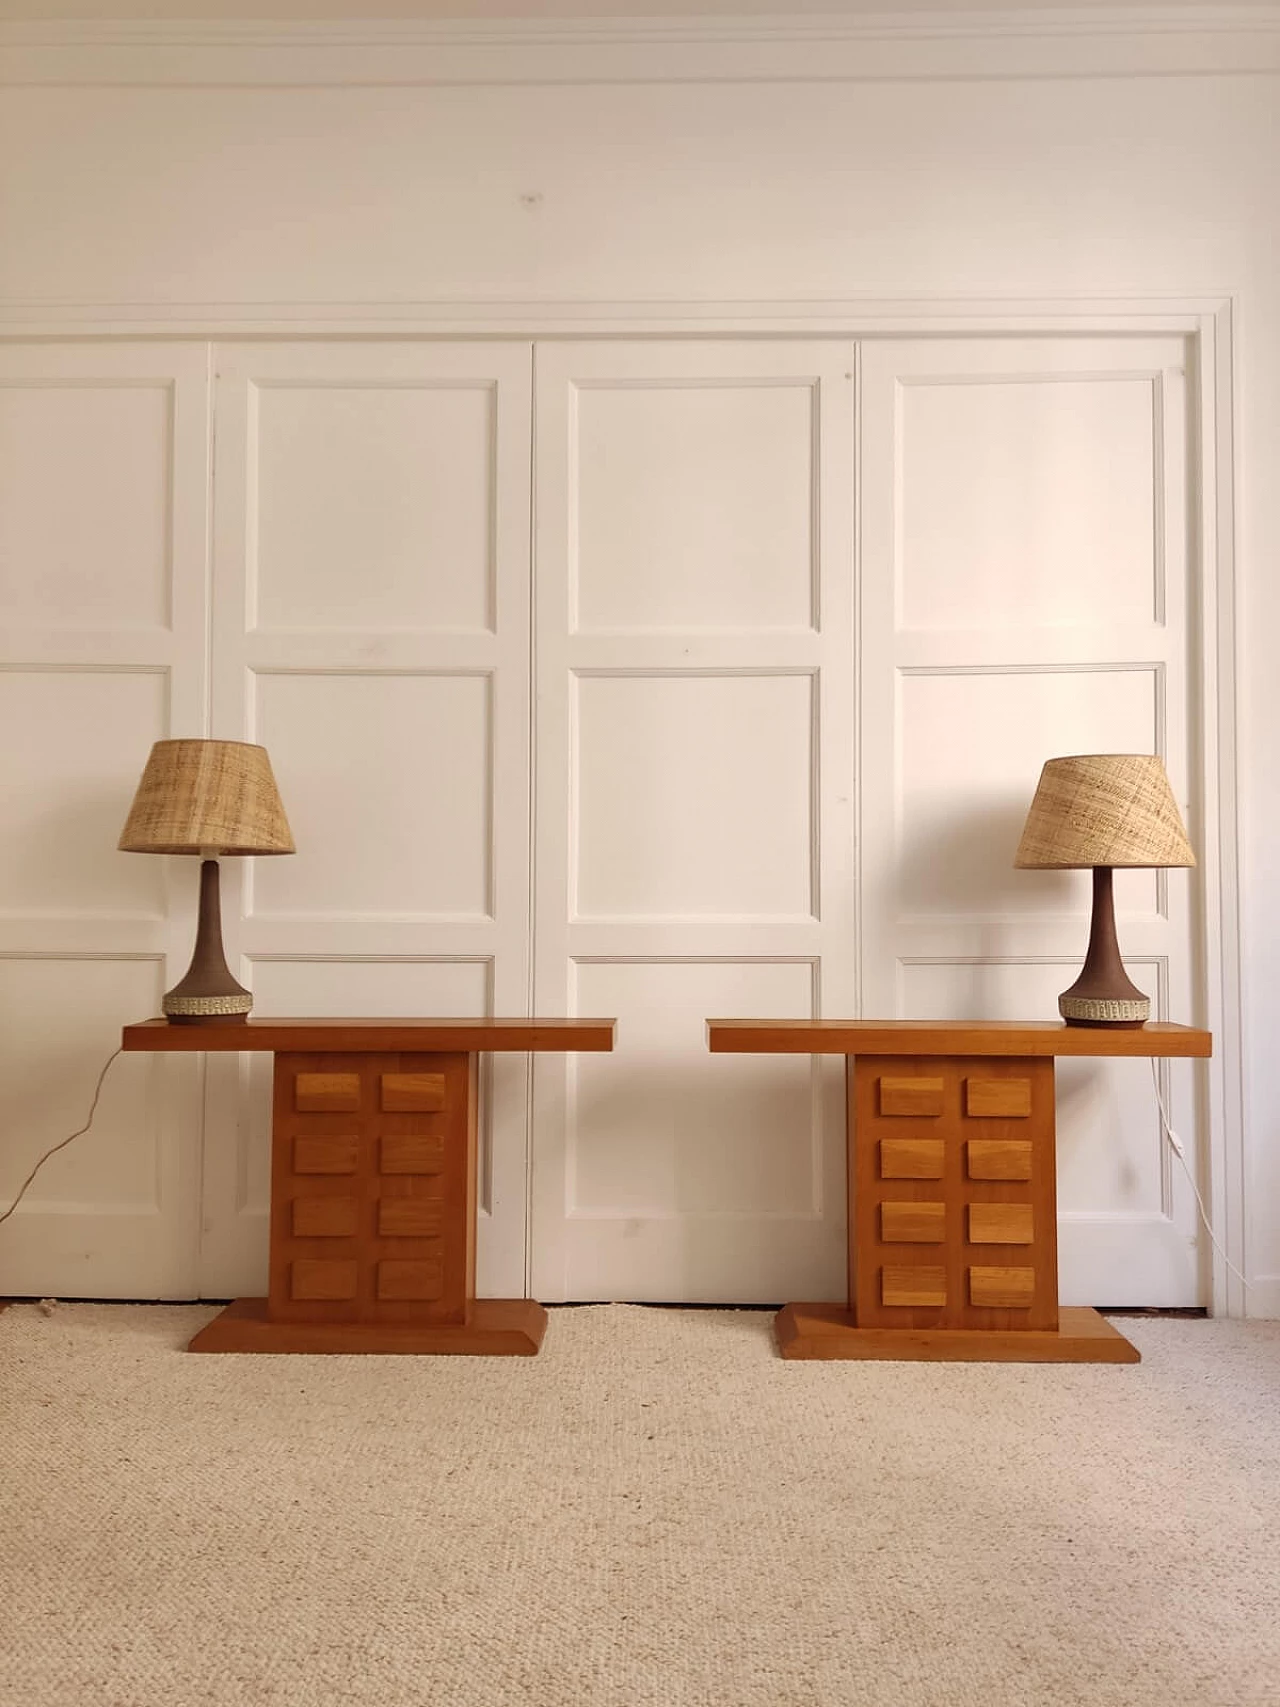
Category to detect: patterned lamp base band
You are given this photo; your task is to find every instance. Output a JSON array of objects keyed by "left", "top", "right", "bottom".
[
  {"left": 1058, "top": 994, "right": 1150, "bottom": 1024},
  {"left": 163, "top": 991, "right": 253, "bottom": 1018}
]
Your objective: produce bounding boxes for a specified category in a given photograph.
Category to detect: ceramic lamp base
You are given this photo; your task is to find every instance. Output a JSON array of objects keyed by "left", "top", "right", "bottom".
[
  {"left": 162, "top": 859, "right": 252, "bottom": 1025},
  {"left": 163, "top": 992, "right": 251, "bottom": 1024},
  {"left": 1058, "top": 866, "right": 1149, "bottom": 1029},
  {"left": 1058, "top": 993, "right": 1149, "bottom": 1027}
]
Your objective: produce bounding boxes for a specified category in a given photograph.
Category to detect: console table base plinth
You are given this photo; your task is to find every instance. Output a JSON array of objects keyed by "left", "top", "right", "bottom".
[
  {"left": 187, "top": 1296, "right": 548, "bottom": 1356},
  {"left": 776, "top": 1303, "right": 1140, "bottom": 1364}
]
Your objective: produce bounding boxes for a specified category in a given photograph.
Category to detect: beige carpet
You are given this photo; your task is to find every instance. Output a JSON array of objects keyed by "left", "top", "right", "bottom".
[{"left": 1, "top": 1303, "right": 1278, "bottom": 1707}]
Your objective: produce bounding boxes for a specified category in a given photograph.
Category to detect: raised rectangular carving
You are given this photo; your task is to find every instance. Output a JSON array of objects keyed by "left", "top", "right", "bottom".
[
  {"left": 574, "top": 673, "right": 814, "bottom": 919},
  {"left": 0, "top": 378, "right": 171, "bottom": 630},
  {"left": 377, "top": 1258, "right": 445, "bottom": 1301},
  {"left": 965, "top": 1078, "right": 1033, "bottom": 1119},
  {"left": 295, "top": 1072, "right": 361, "bottom": 1113},
  {"left": 377, "top": 1198, "right": 445, "bottom": 1238},
  {"left": 380, "top": 1072, "right": 446, "bottom": 1113},
  {"left": 881, "top": 1266, "right": 947, "bottom": 1308},
  {"left": 255, "top": 381, "right": 493, "bottom": 634},
  {"left": 380, "top": 1133, "right": 446, "bottom": 1175},
  {"left": 291, "top": 1259, "right": 358, "bottom": 1301},
  {"left": 574, "top": 380, "right": 814, "bottom": 632},
  {"left": 0, "top": 956, "right": 163, "bottom": 1212},
  {"left": 899, "top": 668, "right": 1159, "bottom": 917},
  {"left": 572, "top": 958, "right": 816, "bottom": 1217},
  {"left": 969, "top": 1266, "right": 1036, "bottom": 1308},
  {"left": 292, "top": 1197, "right": 360, "bottom": 1238},
  {"left": 967, "top": 1138, "right": 1033, "bottom": 1181},
  {"left": 879, "top": 1138, "right": 946, "bottom": 1179},
  {"left": 254, "top": 956, "right": 491, "bottom": 1019},
  {"left": 968, "top": 1203, "right": 1035, "bottom": 1246},
  {"left": 880, "top": 1201, "right": 946, "bottom": 1244},
  {"left": 0, "top": 671, "right": 169, "bottom": 920},
  {"left": 878, "top": 1077, "right": 945, "bottom": 1118},
  {"left": 899, "top": 373, "right": 1158, "bottom": 632},
  {"left": 293, "top": 1134, "right": 360, "bottom": 1176},
  {"left": 252, "top": 672, "right": 491, "bottom": 920}
]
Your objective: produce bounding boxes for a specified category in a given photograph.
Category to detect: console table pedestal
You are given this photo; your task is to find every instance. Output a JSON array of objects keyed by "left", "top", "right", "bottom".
[
  {"left": 123, "top": 1018, "right": 615, "bottom": 1355},
  {"left": 708, "top": 1020, "right": 1211, "bottom": 1363}
]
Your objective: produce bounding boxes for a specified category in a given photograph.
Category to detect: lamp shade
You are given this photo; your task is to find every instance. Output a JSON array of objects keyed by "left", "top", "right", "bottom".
[
  {"left": 119, "top": 739, "right": 294, "bottom": 857},
  {"left": 1013, "top": 754, "right": 1194, "bottom": 872}
]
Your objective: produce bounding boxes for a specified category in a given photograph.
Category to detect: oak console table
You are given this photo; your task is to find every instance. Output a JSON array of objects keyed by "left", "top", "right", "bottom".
[
  {"left": 123, "top": 1017, "right": 616, "bottom": 1355},
  {"left": 707, "top": 1020, "right": 1212, "bottom": 1364}
]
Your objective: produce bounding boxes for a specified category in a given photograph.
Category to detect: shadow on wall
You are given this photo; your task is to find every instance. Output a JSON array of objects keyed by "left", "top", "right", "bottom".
[
  {"left": 896, "top": 795, "right": 1078, "bottom": 921},
  {"left": 894, "top": 794, "right": 1086, "bottom": 1021}
]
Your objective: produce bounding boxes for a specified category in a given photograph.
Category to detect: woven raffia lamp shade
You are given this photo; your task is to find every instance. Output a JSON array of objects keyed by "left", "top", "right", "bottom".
[
  {"left": 1014, "top": 754, "right": 1194, "bottom": 1028},
  {"left": 120, "top": 740, "right": 294, "bottom": 1023}
]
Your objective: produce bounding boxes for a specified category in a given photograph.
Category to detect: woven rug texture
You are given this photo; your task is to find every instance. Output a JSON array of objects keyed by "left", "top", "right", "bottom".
[{"left": 1, "top": 1302, "right": 1277, "bottom": 1707}]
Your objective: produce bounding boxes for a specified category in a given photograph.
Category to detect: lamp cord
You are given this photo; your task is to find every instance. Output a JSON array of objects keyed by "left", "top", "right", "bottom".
[
  {"left": 0, "top": 1048, "right": 123, "bottom": 1230},
  {"left": 0, "top": 1048, "right": 1252, "bottom": 1305},
  {"left": 1149, "top": 1058, "right": 1250, "bottom": 1295}
]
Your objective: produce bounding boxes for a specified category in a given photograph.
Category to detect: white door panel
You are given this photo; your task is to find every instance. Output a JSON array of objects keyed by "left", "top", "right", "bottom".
[
  {"left": 532, "top": 339, "right": 857, "bottom": 1303},
  {"left": 0, "top": 340, "right": 208, "bottom": 1299},
  {"left": 200, "top": 340, "right": 534, "bottom": 1301},
  {"left": 861, "top": 336, "right": 1201, "bottom": 1307}
]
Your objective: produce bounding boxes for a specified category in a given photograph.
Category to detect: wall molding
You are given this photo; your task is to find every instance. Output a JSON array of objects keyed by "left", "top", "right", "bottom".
[
  {"left": 0, "top": 296, "right": 1234, "bottom": 336},
  {"left": 1, "top": 9, "right": 1278, "bottom": 84},
  {"left": 2, "top": 7, "right": 1279, "bottom": 44}
]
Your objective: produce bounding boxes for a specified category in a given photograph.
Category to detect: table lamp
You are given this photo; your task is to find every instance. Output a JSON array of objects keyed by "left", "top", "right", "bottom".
[
  {"left": 119, "top": 739, "right": 294, "bottom": 1024},
  {"left": 1013, "top": 753, "right": 1194, "bottom": 1028}
]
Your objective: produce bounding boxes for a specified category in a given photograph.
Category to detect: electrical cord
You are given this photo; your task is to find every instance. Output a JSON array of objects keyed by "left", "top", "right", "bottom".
[
  {"left": 1149, "top": 1057, "right": 1250, "bottom": 1294},
  {"left": 0, "top": 1047, "right": 123, "bottom": 1230},
  {"left": 0, "top": 1048, "right": 1252, "bottom": 1302}
]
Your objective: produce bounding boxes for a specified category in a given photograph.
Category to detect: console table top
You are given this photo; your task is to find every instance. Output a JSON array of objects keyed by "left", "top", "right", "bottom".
[
  {"left": 123, "top": 1017, "right": 617, "bottom": 1053},
  {"left": 706, "top": 1019, "right": 1212, "bottom": 1058}
]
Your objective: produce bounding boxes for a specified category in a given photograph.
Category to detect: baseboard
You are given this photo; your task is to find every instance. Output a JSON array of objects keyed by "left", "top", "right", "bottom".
[{"left": 1243, "top": 1275, "right": 1280, "bottom": 1319}]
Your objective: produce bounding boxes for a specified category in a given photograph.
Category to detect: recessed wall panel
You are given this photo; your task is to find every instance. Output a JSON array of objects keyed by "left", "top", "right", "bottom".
[
  {"left": 0, "top": 383, "right": 171, "bottom": 630},
  {"left": 254, "top": 384, "right": 493, "bottom": 633},
  {"left": 900, "top": 377, "right": 1158, "bottom": 629},
  {"left": 0, "top": 956, "right": 164, "bottom": 1209},
  {"left": 899, "top": 668, "right": 1160, "bottom": 916},
  {"left": 250, "top": 957, "right": 491, "bottom": 1019},
  {"left": 900, "top": 958, "right": 1164, "bottom": 1214},
  {"left": 575, "top": 673, "right": 813, "bottom": 918},
  {"left": 252, "top": 672, "right": 490, "bottom": 918},
  {"left": 0, "top": 669, "right": 168, "bottom": 917},
  {"left": 569, "top": 960, "right": 817, "bottom": 1216},
  {"left": 574, "top": 383, "right": 814, "bottom": 631}
]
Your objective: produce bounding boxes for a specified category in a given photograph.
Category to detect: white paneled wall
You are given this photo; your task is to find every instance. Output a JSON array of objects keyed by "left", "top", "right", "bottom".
[
  {"left": 0, "top": 9, "right": 1266, "bottom": 1312},
  {"left": 0, "top": 331, "right": 1208, "bottom": 1309},
  {"left": 199, "top": 340, "right": 535, "bottom": 1299},
  {"left": 0, "top": 341, "right": 207, "bottom": 1298},
  {"left": 860, "top": 337, "right": 1198, "bottom": 1306},
  {"left": 531, "top": 339, "right": 857, "bottom": 1303}
]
